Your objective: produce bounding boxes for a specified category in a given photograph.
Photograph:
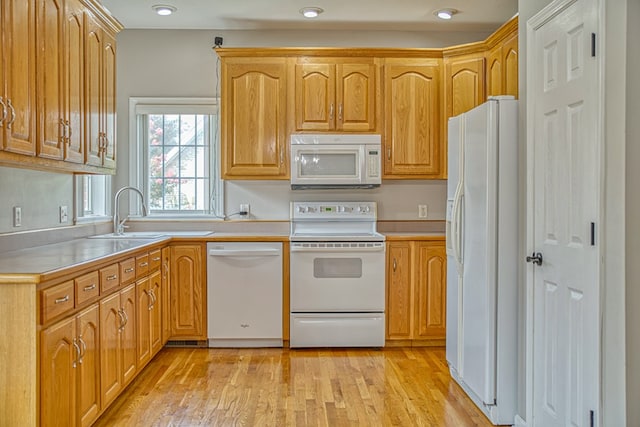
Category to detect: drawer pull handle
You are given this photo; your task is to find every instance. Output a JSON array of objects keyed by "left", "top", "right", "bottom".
[
  {"left": 139, "top": 262, "right": 149, "bottom": 267},
  {"left": 55, "top": 295, "right": 70, "bottom": 304},
  {"left": 83, "top": 284, "right": 96, "bottom": 292},
  {"left": 124, "top": 267, "right": 134, "bottom": 273},
  {"left": 106, "top": 274, "right": 117, "bottom": 281},
  {"left": 152, "top": 257, "right": 161, "bottom": 262}
]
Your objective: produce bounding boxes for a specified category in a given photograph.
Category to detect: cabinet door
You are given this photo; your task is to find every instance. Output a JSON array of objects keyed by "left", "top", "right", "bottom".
[
  {"left": 120, "top": 283, "right": 137, "bottom": 385},
  {"left": 294, "top": 62, "right": 335, "bottom": 131},
  {"left": 415, "top": 242, "right": 446, "bottom": 340},
  {"left": 84, "top": 15, "right": 102, "bottom": 167},
  {"left": 41, "top": 316, "right": 77, "bottom": 427},
  {"left": 486, "top": 44, "right": 503, "bottom": 98},
  {"left": 149, "top": 269, "right": 163, "bottom": 355},
  {"left": 221, "top": 58, "right": 288, "bottom": 178},
  {"left": 99, "top": 291, "right": 122, "bottom": 407},
  {"left": 37, "top": 0, "right": 64, "bottom": 160},
  {"left": 502, "top": 32, "right": 518, "bottom": 98},
  {"left": 102, "top": 31, "right": 116, "bottom": 169},
  {"left": 169, "top": 244, "right": 205, "bottom": 339},
  {"left": 3, "top": 0, "right": 36, "bottom": 155},
  {"left": 383, "top": 62, "right": 441, "bottom": 177},
  {"left": 386, "top": 242, "right": 412, "bottom": 340},
  {"left": 161, "top": 247, "right": 171, "bottom": 344},
  {"left": 64, "top": 0, "right": 84, "bottom": 163},
  {"left": 136, "top": 277, "right": 152, "bottom": 367},
  {"left": 444, "top": 54, "right": 485, "bottom": 119},
  {"left": 336, "top": 62, "right": 376, "bottom": 131},
  {"left": 77, "top": 304, "right": 100, "bottom": 427}
]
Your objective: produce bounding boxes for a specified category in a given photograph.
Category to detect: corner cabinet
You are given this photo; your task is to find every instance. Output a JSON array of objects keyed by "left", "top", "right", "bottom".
[
  {"left": 486, "top": 17, "right": 519, "bottom": 98},
  {"left": 382, "top": 59, "right": 443, "bottom": 179},
  {"left": 386, "top": 238, "right": 446, "bottom": 346},
  {"left": 293, "top": 58, "right": 378, "bottom": 132},
  {"left": 169, "top": 244, "right": 206, "bottom": 339},
  {"left": 219, "top": 56, "right": 289, "bottom": 179},
  {"left": 0, "top": 0, "right": 121, "bottom": 173}
]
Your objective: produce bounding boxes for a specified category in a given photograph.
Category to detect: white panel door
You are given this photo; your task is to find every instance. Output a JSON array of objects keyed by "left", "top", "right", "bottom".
[{"left": 528, "top": 0, "right": 600, "bottom": 426}]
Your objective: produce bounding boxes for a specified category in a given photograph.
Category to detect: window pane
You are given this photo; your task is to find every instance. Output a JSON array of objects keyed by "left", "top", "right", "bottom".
[
  {"left": 143, "top": 111, "right": 215, "bottom": 214},
  {"left": 164, "top": 115, "right": 180, "bottom": 145}
]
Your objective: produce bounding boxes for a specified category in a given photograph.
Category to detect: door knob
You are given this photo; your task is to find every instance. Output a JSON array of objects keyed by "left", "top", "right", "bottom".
[{"left": 526, "top": 252, "right": 543, "bottom": 266}]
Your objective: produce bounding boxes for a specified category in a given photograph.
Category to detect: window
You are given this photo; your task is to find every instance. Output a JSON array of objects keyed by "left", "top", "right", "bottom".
[
  {"left": 130, "top": 98, "right": 222, "bottom": 217},
  {"left": 75, "top": 175, "right": 111, "bottom": 222}
]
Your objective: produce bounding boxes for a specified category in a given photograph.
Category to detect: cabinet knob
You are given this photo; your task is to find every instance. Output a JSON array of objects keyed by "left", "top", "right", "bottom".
[{"left": 393, "top": 258, "right": 397, "bottom": 272}]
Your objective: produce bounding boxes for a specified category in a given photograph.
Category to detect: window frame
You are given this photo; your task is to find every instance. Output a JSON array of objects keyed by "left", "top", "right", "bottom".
[
  {"left": 74, "top": 174, "right": 112, "bottom": 223},
  {"left": 129, "top": 97, "right": 223, "bottom": 218}
]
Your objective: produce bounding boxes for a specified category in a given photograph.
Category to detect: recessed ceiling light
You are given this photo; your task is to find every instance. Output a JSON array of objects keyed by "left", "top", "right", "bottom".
[
  {"left": 435, "top": 9, "right": 458, "bottom": 20},
  {"left": 300, "top": 7, "right": 324, "bottom": 19},
  {"left": 152, "top": 4, "right": 177, "bottom": 16}
]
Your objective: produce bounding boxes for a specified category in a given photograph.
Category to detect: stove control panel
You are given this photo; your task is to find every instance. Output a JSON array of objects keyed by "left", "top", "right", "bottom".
[{"left": 291, "top": 202, "right": 377, "bottom": 220}]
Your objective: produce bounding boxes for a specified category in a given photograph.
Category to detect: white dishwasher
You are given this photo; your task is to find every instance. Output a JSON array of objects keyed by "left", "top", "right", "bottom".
[{"left": 207, "top": 242, "right": 283, "bottom": 347}]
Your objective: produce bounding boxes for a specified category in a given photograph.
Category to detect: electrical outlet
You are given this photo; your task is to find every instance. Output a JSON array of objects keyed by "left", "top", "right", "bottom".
[
  {"left": 13, "top": 206, "right": 22, "bottom": 227},
  {"left": 59, "top": 205, "right": 68, "bottom": 223},
  {"left": 239, "top": 203, "right": 250, "bottom": 216},
  {"left": 418, "top": 204, "right": 428, "bottom": 218}
]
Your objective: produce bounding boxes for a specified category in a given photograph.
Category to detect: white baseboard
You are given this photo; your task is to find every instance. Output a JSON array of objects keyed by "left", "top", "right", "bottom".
[{"left": 514, "top": 415, "right": 527, "bottom": 427}]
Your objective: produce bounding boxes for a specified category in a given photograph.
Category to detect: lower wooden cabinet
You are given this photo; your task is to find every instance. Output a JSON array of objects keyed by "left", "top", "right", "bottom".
[
  {"left": 386, "top": 238, "right": 446, "bottom": 345},
  {"left": 137, "top": 269, "right": 162, "bottom": 367},
  {"left": 99, "top": 283, "right": 137, "bottom": 408},
  {"left": 40, "top": 304, "right": 100, "bottom": 427},
  {"left": 161, "top": 247, "right": 171, "bottom": 344},
  {"left": 169, "top": 244, "right": 206, "bottom": 339}
]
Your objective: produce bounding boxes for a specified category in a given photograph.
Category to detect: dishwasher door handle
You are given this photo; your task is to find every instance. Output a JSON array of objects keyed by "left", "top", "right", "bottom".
[{"left": 208, "top": 249, "right": 281, "bottom": 257}]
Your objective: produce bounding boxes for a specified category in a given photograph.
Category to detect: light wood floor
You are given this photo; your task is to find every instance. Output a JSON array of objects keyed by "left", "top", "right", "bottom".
[{"left": 94, "top": 346, "right": 493, "bottom": 426}]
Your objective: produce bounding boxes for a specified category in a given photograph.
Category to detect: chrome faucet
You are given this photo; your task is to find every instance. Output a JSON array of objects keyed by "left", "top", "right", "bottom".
[{"left": 113, "top": 186, "right": 148, "bottom": 235}]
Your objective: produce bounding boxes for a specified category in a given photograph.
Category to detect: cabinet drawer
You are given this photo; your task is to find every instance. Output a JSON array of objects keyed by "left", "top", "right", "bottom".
[
  {"left": 149, "top": 249, "right": 161, "bottom": 272},
  {"left": 75, "top": 271, "right": 99, "bottom": 305},
  {"left": 136, "top": 254, "right": 149, "bottom": 279},
  {"left": 120, "top": 258, "right": 136, "bottom": 285},
  {"left": 42, "top": 281, "right": 75, "bottom": 322},
  {"left": 100, "top": 264, "right": 120, "bottom": 293}
]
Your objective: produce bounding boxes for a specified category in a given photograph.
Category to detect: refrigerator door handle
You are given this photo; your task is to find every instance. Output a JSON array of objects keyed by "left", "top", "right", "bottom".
[{"left": 451, "top": 185, "right": 464, "bottom": 269}]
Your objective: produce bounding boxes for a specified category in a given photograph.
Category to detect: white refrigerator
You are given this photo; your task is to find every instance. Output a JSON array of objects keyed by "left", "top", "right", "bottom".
[{"left": 445, "top": 96, "right": 518, "bottom": 425}]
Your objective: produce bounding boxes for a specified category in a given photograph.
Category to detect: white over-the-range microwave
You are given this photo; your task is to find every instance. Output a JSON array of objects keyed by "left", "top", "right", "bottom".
[{"left": 290, "top": 134, "right": 382, "bottom": 189}]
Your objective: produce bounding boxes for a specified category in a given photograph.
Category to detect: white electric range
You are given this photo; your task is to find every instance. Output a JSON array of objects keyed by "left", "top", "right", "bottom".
[{"left": 289, "top": 201, "right": 385, "bottom": 348}]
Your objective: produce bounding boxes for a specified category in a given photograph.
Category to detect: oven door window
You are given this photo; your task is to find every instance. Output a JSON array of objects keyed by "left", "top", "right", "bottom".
[
  {"left": 298, "top": 152, "right": 358, "bottom": 178},
  {"left": 313, "top": 258, "right": 362, "bottom": 278}
]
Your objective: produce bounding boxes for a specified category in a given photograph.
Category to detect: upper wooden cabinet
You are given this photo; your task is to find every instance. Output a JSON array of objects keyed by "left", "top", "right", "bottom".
[
  {"left": 0, "top": 0, "right": 37, "bottom": 156},
  {"left": 293, "top": 58, "right": 377, "bottom": 132},
  {"left": 486, "top": 17, "right": 519, "bottom": 98},
  {"left": 382, "top": 59, "right": 442, "bottom": 178},
  {"left": 85, "top": 13, "right": 117, "bottom": 170},
  {"left": 220, "top": 56, "right": 288, "bottom": 179},
  {"left": 444, "top": 53, "right": 485, "bottom": 120},
  {"left": 0, "top": 0, "right": 121, "bottom": 173}
]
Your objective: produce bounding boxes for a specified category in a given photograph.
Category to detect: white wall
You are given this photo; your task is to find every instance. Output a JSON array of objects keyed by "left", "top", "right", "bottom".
[
  {"left": 0, "top": 167, "right": 73, "bottom": 233},
  {"left": 114, "top": 28, "right": 492, "bottom": 221}
]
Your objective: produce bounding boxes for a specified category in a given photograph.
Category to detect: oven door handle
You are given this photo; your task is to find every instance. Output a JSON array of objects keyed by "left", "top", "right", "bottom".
[
  {"left": 290, "top": 245, "right": 384, "bottom": 253},
  {"left": 209, "top": 249, "right": 281, "bottom": 257}
]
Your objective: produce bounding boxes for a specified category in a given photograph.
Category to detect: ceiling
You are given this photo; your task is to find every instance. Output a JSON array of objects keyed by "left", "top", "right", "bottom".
[{"left": 100, "top": 0, "right": 518, "bottom": 32}]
